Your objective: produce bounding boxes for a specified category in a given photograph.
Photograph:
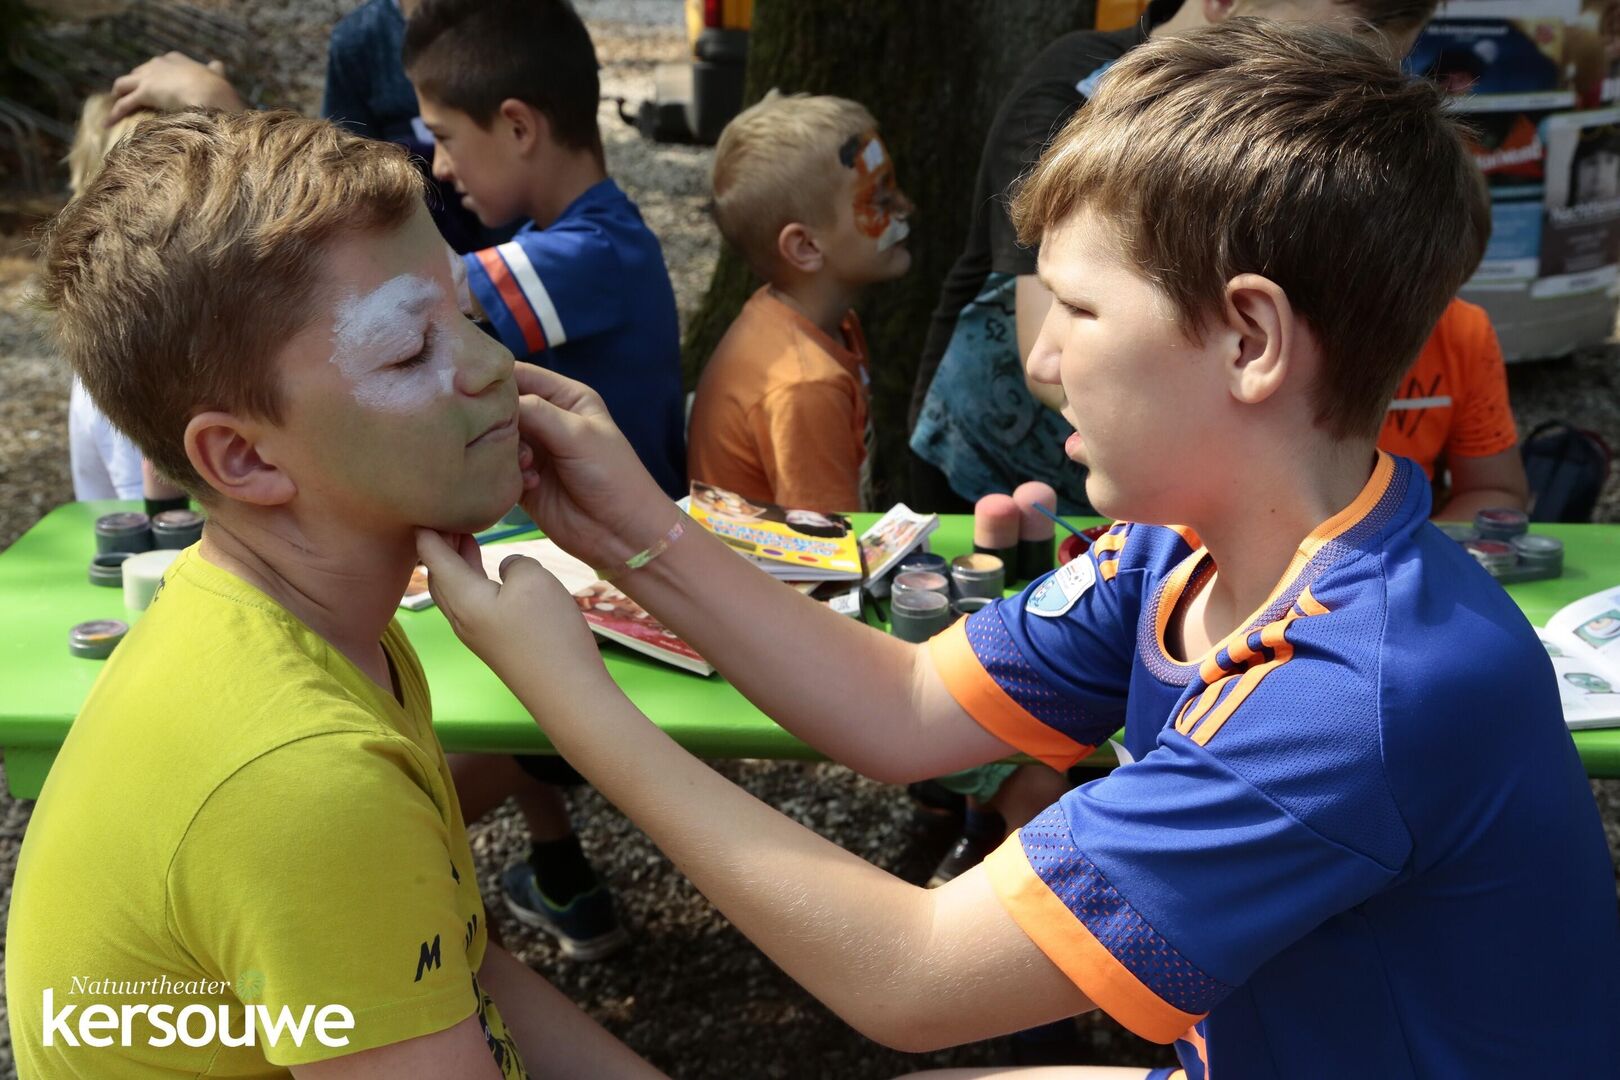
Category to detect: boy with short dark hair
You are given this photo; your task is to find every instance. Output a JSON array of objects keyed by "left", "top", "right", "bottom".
[
  {"left": 423, "top": 20, "right": 1619, "bottom": 1076},
  {"left": 405, "top": 0, "right": 683, "bottom": 956},
  {"left": 687, "top": 92, "right": 913, "bottom": 513},
  {"left": 404, "top": 0, "right": 686, "bottom": 499},
  {"left": 8, "top": 109, "right": 656, "bottom": 1079}
]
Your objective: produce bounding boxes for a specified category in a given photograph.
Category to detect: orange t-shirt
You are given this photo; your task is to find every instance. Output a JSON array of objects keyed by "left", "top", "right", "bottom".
[
  {"left": 1378, "top": 298, "right": 1518, "bottom": 480},
  {"left": 688, "top": 287, "right": 870, "bottom": 513}
]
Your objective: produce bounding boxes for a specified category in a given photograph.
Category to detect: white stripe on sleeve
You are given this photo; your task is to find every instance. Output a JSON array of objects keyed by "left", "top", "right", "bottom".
[{"left": 497, "top": 242, "right": 568, "bottom": 348}]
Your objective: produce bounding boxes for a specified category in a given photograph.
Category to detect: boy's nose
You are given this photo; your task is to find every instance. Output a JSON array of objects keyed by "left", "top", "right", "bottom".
[
  {"left": 431, "top": 144, "right": 455, "bottom": 184},
  {"left": 456, "top": 327, "right": 515, "bottom": 397}
]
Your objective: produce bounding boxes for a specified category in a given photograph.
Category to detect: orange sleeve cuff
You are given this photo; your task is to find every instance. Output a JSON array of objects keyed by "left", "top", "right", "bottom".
[
  {"left": 984, "top": 834, "right": 1205, "bottom": 1045},
  {"left": 927, "top": 620, "right": 1091, "bottom": 771}
]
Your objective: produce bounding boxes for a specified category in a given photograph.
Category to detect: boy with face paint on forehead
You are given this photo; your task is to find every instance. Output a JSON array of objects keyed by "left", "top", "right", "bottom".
[{"left": 688, "top": 93, "right": 914, "bottom": 514}]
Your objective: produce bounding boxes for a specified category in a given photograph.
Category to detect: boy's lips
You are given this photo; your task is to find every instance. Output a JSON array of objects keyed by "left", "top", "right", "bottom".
[{"left": 467, "top": 414, "right": 517, "bottom": 448}]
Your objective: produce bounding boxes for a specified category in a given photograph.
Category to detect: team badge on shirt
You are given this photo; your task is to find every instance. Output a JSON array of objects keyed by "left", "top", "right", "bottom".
[{"left": 1026, "top": 556, "right": 1096, "bottom": 618}]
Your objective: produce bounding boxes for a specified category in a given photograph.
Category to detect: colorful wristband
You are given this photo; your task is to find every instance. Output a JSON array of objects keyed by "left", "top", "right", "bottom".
[{"left": 596, "top": 516, "right": 686, "bottom": 583}]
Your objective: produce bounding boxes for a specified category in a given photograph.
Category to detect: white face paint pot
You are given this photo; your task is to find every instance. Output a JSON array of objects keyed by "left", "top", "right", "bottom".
[{"left": 123, "top": 548, "right": 182, "bottom": 612}]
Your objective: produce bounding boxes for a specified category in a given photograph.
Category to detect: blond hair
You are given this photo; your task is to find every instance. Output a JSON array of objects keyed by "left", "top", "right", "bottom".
[
  {"left": 1012, "top": 18, "right": 1488, "bottom": 440},
  {"left": 712, "top": 92, "right": 878, "bottom": 277},
  {"left": 66, "top": 94, "right": 154, "bottom": 195},
  {"left": 38, "top": 110, "right": 425, "bottom": 493}
]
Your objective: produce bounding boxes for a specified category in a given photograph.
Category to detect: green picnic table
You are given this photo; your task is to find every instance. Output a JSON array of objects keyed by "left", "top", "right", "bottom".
[{"left": 2, "top": 500, "right": 1619, "bottom": 799}]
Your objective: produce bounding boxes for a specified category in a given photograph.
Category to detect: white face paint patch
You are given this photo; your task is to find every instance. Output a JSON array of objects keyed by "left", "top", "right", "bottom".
[
  {"left": 329, "top": 274, "right": 458, "bottom": 412},
  {"left": 877, "top": 215, "right": 910, "bottom": 252}
]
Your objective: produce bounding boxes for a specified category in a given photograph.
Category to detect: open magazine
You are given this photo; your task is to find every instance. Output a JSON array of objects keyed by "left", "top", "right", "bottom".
[
  {"left": 1538, "top": 584, "right": 1620, "bottom": 729},
  {"left": 686, "top": 482, "right": 861, "bottom": 581},
  {"left": 477, "top": 539, "right": 714, "bottom": 676},
  {"left": 398, "top": 540, "right": 713, "bottom": 675}
]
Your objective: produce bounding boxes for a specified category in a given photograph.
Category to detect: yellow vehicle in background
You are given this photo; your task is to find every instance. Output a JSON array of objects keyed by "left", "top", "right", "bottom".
[
  {"left": 632, "top": 0, "right": 752, "bottom": 144},
  {"left": 681, "top": 0, "right": 753, "bottom": 142}
]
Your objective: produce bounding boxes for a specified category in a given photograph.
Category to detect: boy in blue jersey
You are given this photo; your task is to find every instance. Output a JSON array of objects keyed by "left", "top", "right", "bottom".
[
  {"left": 404, "top": 0, "right": 686, "bottom": 499},
  {"left": 420, "top": 19, "right": 1620, "bottom": 1077},
  {"left": 404, "top": 0, "right": 685, "bottom": 961}
]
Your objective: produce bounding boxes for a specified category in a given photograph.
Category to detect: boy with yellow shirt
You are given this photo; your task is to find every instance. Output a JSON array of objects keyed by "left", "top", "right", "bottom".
[{"left": 7, "top": 111, "right": 656, "bottom": 1078}]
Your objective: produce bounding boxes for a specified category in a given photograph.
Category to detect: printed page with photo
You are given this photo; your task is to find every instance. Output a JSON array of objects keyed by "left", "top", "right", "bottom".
[{"left": 1540, "top": 583, "right": 1620, "bottom": 728}]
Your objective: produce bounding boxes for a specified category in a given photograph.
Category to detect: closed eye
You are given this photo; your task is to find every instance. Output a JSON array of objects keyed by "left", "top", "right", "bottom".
[
  {"left": 393, "top": 325, "right": 433, "bottom": 369},
  {"left": 1058, "top": 300, "right": 1092, "bottom": 318}
]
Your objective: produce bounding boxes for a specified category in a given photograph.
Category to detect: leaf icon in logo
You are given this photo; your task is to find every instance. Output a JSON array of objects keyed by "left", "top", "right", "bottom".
[{"left": 235, "top": 970, "right": 266, "bottom": 1003}]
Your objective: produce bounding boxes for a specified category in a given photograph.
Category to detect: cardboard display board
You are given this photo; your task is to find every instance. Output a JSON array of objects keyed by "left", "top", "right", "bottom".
[{"left": 1414, "top": 0, "right": 1620, "bottom": 358}]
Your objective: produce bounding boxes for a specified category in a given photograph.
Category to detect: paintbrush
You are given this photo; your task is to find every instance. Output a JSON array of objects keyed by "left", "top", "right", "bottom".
[{"left": 1031, "top": 502, "right": 1091, "bottom": 548}]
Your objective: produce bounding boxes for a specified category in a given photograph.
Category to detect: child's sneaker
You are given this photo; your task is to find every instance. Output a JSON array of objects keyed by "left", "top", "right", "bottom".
[{"left": 499, "top": 862, "right": 629, "bottom": 961}]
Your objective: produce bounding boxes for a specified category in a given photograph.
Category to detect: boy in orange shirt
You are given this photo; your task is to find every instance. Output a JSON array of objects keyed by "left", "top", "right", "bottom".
[
  {"left": 1378, "top": 297, "right": 1529, "bottom": 518},
  {"left": 688, "top": 93, "right": 913, "bottom": 513}
]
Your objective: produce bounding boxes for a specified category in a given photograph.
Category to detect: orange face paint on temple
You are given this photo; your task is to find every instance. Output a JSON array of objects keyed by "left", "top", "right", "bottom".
[{"left": 841, "top": 131, "right": 910, "bottom": 251}]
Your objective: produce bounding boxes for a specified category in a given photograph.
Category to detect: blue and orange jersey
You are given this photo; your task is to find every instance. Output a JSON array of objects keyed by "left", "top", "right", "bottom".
[
  {"left": 930, "top": 452, "right": 1620, "bottom": 1077},
  {"left": 465, "top": 179, "right": 686, "bottom": 497}
]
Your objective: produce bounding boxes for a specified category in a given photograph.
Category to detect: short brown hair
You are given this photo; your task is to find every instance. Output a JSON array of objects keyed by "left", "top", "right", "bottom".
[
  {"left": 404, "top": 0, "right": 602, "bottom": 158},
  {"left": 1012, "top": 18, "right": 1488, "bottom": 439},
  {"left": 712, "top": 92, "right": 878, "bottom": 277},
  {"left": 37, "top": 110, "right": 424, "bottom": 493}
]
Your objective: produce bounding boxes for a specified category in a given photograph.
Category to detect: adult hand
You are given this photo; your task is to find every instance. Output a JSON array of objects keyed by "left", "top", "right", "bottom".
[
  {"left": 107, "top": 54, "right": 244, "bottom": 124},
  {"left": 415, "top": 528, "right": 609, "bottom": 692},
  {"left": 511, "top": 365, "right": 678, "bottom": 570}
]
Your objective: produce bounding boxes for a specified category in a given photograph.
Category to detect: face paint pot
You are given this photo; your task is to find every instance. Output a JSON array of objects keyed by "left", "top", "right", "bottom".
[
  {"left": 951, "top": 553, "right": 1006, "bottom": 601},
  {"left": 973, "top": 494, "right": 1020, "bottom": 575},
  {"left": 95, "top": 512, "right": 153, "bottom": 555},
  {"left": 152, "top": 509, "right": 205, "bottom": 549},
  {"left": 898, "top": 552, "right": 948, "bottom": 577},
  {"left": 952, "top": 596, "right": 995, "bottom": 621},
  {"left": 1435, "top": 521, "right": 1480, "bottom": 544},
  {"left": 1474, "top": 507, "right": 1529, "bottom": 541},
  {"left": 88, "top": 550, "right": 133, "bottom": 588},
  {"left": 1013, "top": 481, "right": 1058, "bottom": 583},
  {"left": 123, "top": 548, "right": 182, "bottom": 612},
  {"left": 892, "top": 570, "right": 951, "bottom": 604},
  {"left": 890, "top": 590, "right": 952, "bottom": 643},
  {"left": 70, "top": 619, "right": 128, "bottom": 660},
  {"left": 1464, "top": 539, "right": 1517, "bottom": 575},
  {"left": 1511, "top": 533, "right": 1564, "bottom": 575}
]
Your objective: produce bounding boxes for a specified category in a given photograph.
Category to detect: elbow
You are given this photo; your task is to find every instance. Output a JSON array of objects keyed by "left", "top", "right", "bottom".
[
  {"left": 853, "top": 760, "right": 930, "bottom": 788},
  {"left": 846, "top": 1005, "right": 955, "bottom": 1055}
]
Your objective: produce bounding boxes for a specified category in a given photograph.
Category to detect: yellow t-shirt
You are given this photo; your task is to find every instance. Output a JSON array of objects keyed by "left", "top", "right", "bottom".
[{"left": 6, "top": 548, "right": 526, "bottom": 1078}]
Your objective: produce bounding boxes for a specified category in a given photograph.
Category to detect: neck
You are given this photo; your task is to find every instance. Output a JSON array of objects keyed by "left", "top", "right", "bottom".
[
  {"left": 1186, "top": 438, "right": 1377, "bottom": 637},
  {"left": 1149, "top": 2, "right": 1209, "bottom": 38},
  {"left": 769, "top": 275, "right": 857, "bottom": 340},
  {"left": 526, "top": 147, "right": 606, "bottom": 229},
  {"left": 196, "top": 508, "right": 415, "bottom": 691}
]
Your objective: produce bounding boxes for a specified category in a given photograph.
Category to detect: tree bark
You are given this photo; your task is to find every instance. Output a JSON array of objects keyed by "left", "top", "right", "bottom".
[{"left": 682, "top": 0, "right": 1096, "bottom": 505}]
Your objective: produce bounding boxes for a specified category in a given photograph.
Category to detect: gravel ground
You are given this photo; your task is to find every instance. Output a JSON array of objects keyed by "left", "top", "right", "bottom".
[{"left": 0, "top": 3, "right": 1617, "bottom": 1078}]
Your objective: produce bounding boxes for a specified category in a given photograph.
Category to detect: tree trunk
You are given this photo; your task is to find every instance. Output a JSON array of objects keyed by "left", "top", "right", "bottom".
[{"left": 682, "top": 0, "right": 1096, "bottom": 505}]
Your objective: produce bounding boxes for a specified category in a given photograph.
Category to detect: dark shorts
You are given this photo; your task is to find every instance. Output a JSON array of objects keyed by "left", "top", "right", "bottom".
[{"left": 514, "top": 754, "right": 586, "bottom": 787}]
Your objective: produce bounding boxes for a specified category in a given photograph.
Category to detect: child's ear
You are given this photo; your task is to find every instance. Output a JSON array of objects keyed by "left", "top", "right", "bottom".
[
  {"left": 497, "top": 98, "right": 544, "bottom": 156},
  {"left": 184, "top": 412, "right": 295, "bottom": 507},
  {"left": 1222, "top": 273, "right": 1293, "bottom": 408},
  {"left": 776, "top": 223, "right": 825, "bottom": 275},
  {"left": 1202, "top": 0, "right": 1240, "bottom": 23}
]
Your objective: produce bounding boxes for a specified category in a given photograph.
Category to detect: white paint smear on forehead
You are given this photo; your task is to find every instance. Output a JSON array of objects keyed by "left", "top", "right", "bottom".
[{"left": 329, "top": 273, "right": 458, "bottom": 412}]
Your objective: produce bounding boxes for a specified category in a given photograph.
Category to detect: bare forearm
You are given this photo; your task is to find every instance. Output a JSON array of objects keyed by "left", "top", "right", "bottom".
[
  {"left": 1435, "top": 487, "right": 1527, "bottom": 521},
  {"left": 519, "top": 680, "right": 1084, "bottom": 1049},
  {"left": 617, "top": 521, "right": 978, "bottom": 781}
]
